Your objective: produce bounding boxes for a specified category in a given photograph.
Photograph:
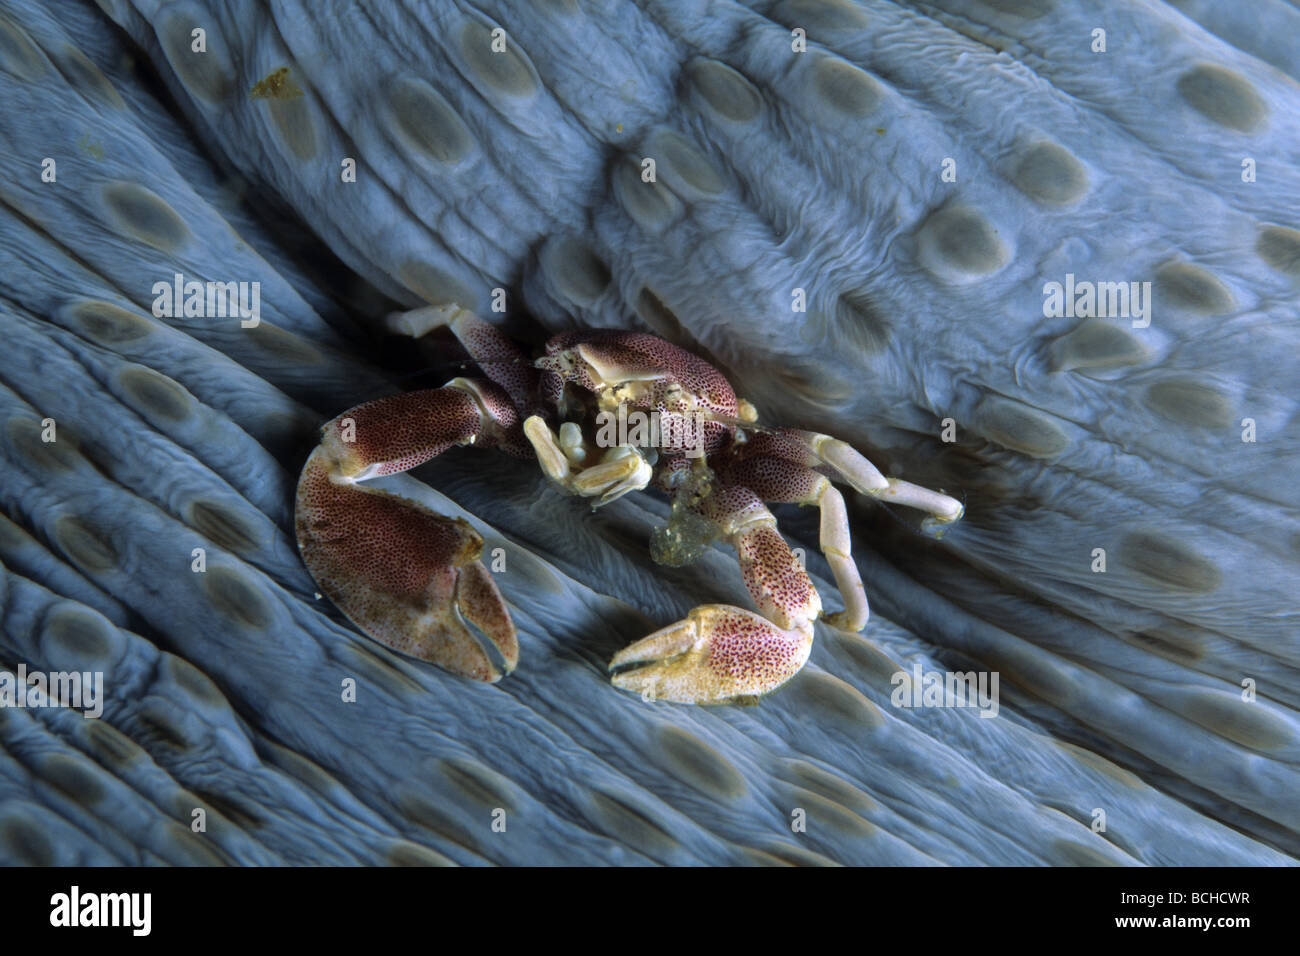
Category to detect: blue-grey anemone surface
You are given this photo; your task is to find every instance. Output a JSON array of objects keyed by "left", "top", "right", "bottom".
[{"left": 0, "top": 0, "right": 1297, "bottom": 865}]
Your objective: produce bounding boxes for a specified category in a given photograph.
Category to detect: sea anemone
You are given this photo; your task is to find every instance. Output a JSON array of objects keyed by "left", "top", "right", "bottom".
[{"left": 0, "top": 0, "right": 1295, "bottom": 864}]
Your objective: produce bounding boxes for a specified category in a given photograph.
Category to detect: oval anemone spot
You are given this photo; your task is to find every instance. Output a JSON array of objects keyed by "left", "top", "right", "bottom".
[
  {"left": 982, "top": 643, "right": 1080, "bottom": 708},
  {"left": 7, "top": 417, "right": 83, "bottom": 472},
  {"left": 56, "top": 44, "right": 124, "bottom": 108},
  {"left": 834, "top": 634, "right": 905, "bottom": 690},
  {"left": 1055, "top": 742, "right": 1145, "bottom": 789},
  {"left": 157, "top": 822, "right": 227, "bottom": 865},
  {"left": 386, "top": 841, "right": 454, "bottom": 866},
  {"left": 250, "top": 66, "right": 319, "bottom": 162},
  {"left": 0, "top": 815, "right": 55, "bottom": 866},
  {"left": 202, "top": 566, "right": 274, "bottom": 629},
  {"left": 156, "top": 10, "right": 234, "bottom": 103},
  {"left": 86, "top": 721, "right": 145, "bottom": 770},
  {"left": 810, "top": 57, "right": 882, "bottom": 118},
  {"left": 916, "top": 205, "right": 1009, "bottom": 281},
  {"left": 65, "top": 299, "right": 154, "bottom": 345},
  {"left": 162, "top": 655, "right": 228, "bottom": 707},
  {"left": 37, "top": 754, "right": 107, "bottom": 807},
  {"left": 587, "top": 788, "right": 681, "bottom": 856},
  {"left": 335, "top": 642, "right": 424, "bottom": 698},
  {"left": 118, "top": 366, "right": 193, "bottom": 423},
  {"left": 652, "top": 129, "right": 726, "bottom": 197},
  {"left": 686, "top": 57, "right": 763, "bottom": 122},
  {"left": 657, "top": 726, "right": 747, "bottom": 801},
  {"left": 539, "top": 235, "right": 610, "bottom": 306},
  {"left": 457, "top": 21, "right": 539, "bottom": 97},
  {"left": 1049, "top": 320, "right": 1148, "bottom": 372},
  {"left": 1154, "top": 262, "right": 1234, "bottom": 315},
  {"left": 973, "top": 395, "right": 1071, "bottom": 458},
  {"left": 1053, "top": 839, "right": 1125, "bottom": 866},
  {"left": 0, "top": 15, "right": 46, "bottom": 81},
  {"left": 613, "top": 158, "right": 683, "bottom": 234},
  {"left": 1118, "top": 530, "right": 1223, "bottom": 593},
  {"left": 1257, "top": 225, "right": 1300, "bottom": 277},
  {"left": 53, "top": 515, "right": 120, "bottom": 575},
  {"left": 101, "top": 182, "right": 191, "bottom": 252},
  {"left": 268, "top": 94, "right": 319, "bottom": 161},
  {"left": 187, "top": 500, "right": 261, "bottom": 555},
  {"left": 1128, "top": 625, "right": 1209, "bottom": 663},
  {"left": 387, "top": 77, "right": 476, "bottom": 163},
  {"left": 788, "top": 672, "right": 884, "bottom": 729},
  {"left": 40, "top": 604, "right": 124, "bottom": 670},
  {"left": 776, "top": 0, "right": 870, "bottom": 33},
  {"left": 778, "top": 785, "right": 876, "bottom": 838},
  {"left": 1010, "top": 142, "right": 1088, "bottom": 205},
  {"left": 782, "top": 759, "right": 879, "bottom": 816},
  {"left": 1176, "top": 690, "right": 1294, "bottom": 751},
  {"left": 246, "top": 321, "right": 324, "bottom": 366},
  {"left": 743, "top": 841, "right": 838, "bottom": 867},
  {"left": 1177, "top": 63, "right": 1267, "bottom": 133},
  {"left": 1143, "top": 380, "right": 1233, "bottom": 429},
  {"left": 395, "top": 785, "right": 486, "bottom": 854},
  {"left": 440, "top": 757, "right": 522, "bottom": 813}
]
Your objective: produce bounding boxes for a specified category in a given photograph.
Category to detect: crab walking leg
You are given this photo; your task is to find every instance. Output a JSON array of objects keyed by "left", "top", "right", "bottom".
[
  {"left": 720, "top": 457, "right": 869, "bottom": 632},
  {"left": 388, "top": 304, "right": 539, "bottom": 413},
  {"left": 295, "top": 382, "right": 519, "bottom": 680},
  {"left": 743, "top": 427, "right": 964, "bottom": 529},
  {"left": 610, "top": 487, "right": 820, "bottom": 703}
]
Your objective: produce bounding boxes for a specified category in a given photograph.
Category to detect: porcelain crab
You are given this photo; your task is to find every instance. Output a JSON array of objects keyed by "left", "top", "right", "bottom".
[{"left": 295, "top": 306, "right": 964, "bottom": 704}]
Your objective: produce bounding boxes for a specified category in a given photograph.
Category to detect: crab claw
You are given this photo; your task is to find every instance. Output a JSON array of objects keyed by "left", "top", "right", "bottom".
[
  {"left": 296, "top": 447, "right": 518, "bottom": 681},
  {"left": 609, "top": 605, "right": 813, "bottom": 704}
]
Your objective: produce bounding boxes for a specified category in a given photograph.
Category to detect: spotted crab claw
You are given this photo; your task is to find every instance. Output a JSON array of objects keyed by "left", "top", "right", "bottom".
[
  {"left": 295, "top": 381, "right": 520, "bottom": 682},
  {"left": 610, "top": 606, "right": 814, "bottom": 704},
  {"left": 611, "top": 485, "right": 822, "bottom": 704}
]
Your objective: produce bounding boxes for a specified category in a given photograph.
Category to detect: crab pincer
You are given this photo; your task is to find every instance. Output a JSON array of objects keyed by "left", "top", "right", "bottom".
[
  {"left": 610, "top": 486, "right": 823, "bottom": 703},
  {"left": 295, "top": 383, "right": 520, "bottom": 681},
  {"left": 610, "top": 606, "right": 814, "bottom": 704}
]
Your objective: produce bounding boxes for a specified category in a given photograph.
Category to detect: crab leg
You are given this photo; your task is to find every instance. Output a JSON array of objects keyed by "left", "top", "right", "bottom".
[
  {"left": 719, "top": 457, "right": 869, "bottom": 632},
  {"left": 295, "top": 380, "right": 520, "bottom": 681},
  {"left": 389, "top": 304, "right": 540, "bottom": 415},
  {"left": 744, "top": 427, "right": 964, "bottom": 533},
  {"left": 610, "top": 486, "right": 819, "bottom": 703}
]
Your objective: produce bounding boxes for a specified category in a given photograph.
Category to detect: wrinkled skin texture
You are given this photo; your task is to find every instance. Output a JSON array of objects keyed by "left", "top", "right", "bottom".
[{"left": 0, "top": 0, "right": 1296, "bottom": 864}]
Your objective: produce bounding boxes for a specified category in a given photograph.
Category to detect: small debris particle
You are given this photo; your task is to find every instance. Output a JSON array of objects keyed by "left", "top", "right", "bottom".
[
  {"left": 251, "top": 66, "right": 303, "bottom": 99},
  {"left": 77, "top": 133, "right": 105, "bottom": 159}
]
